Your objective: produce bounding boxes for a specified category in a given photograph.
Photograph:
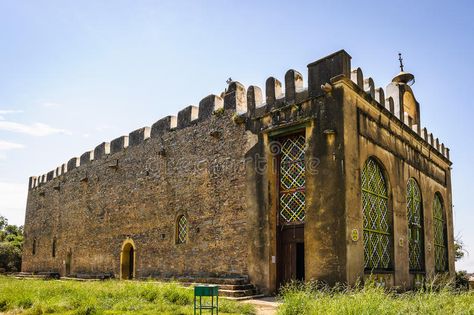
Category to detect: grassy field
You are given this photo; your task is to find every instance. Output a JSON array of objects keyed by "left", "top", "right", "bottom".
[
  {"left": 0, "top": 276, "right": 255, "bottom": 315},
  {"left": 277, "top": 281, "right": 474, "bottom": 315}
]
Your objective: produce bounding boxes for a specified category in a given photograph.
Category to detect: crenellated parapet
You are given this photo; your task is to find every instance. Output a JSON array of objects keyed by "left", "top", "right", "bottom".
[
  {"left": 347, "top": 62, "right": 450, "bottom": 161},
  {"left": 28, "top": 49, "right": 451, "bottom": 190}
]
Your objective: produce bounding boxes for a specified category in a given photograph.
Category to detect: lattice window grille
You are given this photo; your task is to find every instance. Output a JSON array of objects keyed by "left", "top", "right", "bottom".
[
  {"left": 279, "top": 134, "right": 306, "bottom": 224},
  {"left": 433, "top": 194, "right": 447, "bottom": 272},
  {"left": 177, "top": 215, "right": 188, "bottom": 244},
  {"left": 407, "top": 178, "right": 424, "bottom": 271},
  {"left": 362, "top": 158, "right": 392, "bottom": 270}
]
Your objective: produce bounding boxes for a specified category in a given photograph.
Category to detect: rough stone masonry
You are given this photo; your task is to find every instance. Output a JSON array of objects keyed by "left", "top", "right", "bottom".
[{"left": 22, "top": 50, "right": 454, "bottom": 294}]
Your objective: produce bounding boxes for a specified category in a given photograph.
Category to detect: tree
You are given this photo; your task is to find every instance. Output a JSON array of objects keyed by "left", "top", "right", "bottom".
[
  {"left": 454, "top": 235, "right": 468, "bottom": 262},
  {"left": 0, "top": 215, "right": 23, "bottom": 272}
]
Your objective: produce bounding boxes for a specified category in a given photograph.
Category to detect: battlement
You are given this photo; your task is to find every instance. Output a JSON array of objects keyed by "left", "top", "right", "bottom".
[{"left": 28, "top": 50, "right": 451, "bottom": 190}]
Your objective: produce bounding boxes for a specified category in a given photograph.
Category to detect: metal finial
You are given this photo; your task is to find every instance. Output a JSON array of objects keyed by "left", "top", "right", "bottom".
[
  {"left": 226, "top": 77, "right": 233, "bottom": 85},
  {"left": 398, "top": 53, "right": 404, "bottom": 72}
]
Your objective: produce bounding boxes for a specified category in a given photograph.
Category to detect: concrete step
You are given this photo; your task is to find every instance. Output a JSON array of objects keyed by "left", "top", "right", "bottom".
[
  {"left": 219, "top": 288, "right": 258, "bottom": 298},
  {"left": 179, "top": 282, "right": 255, "bottom": 291},
  {"left": 223, "top": 294, "right": 267, "bottom": 301}
]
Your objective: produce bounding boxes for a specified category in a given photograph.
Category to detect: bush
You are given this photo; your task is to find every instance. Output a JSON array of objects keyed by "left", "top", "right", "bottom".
[
  {"left": 277, "top": 280, "right": 474, "bottom": 315},
  {"left": 0, "top": 242, "right": 22, "bottom": 272},
  {"left": 455, "top": 270, "right": 470, "bottom": 290}
]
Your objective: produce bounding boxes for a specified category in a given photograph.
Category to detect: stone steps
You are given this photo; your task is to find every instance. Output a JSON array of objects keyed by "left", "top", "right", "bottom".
[
  {"left": 168, "top": 277, "right": 259, "bottom": 298},
  {"left": 163, "top": 276, "right": 249, "bottom": 286},
  {"left": 224, "top": 294, "right": 267, "bottom": 301}
]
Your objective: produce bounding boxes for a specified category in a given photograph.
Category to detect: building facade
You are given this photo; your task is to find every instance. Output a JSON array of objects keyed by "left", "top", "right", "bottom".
[{"left": 22, "top": 50, "right": 454, "bottom": 293}]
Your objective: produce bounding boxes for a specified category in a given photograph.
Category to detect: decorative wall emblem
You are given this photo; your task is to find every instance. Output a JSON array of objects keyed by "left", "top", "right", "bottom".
[{"left": 351, "top": 229, "right": 359, "bottom": 242}]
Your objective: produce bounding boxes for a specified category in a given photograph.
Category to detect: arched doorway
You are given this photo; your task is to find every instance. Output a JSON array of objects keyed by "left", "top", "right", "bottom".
[{"left": 120, "top": 239, "right": 135, "bottom": 280}]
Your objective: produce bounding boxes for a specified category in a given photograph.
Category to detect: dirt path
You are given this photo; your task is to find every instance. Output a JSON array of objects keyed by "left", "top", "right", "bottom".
[{"left": 242, "top": 297, "right": 279, "bottom": 315}]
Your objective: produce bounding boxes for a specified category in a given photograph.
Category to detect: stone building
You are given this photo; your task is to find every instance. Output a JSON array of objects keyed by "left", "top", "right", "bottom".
[{"left": 22, "top": 50, "right": 454, "bottom": 294}]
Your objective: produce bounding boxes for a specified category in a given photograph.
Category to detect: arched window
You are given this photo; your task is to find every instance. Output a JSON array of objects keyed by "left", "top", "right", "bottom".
[
  {"left": 176, "top": 215, "right": 188, "bottom": 244},
  {"left": 433, "top": 193, "right": 448, "bottom": 272},
  {"left": 407, "top": 178, "right": 424, "bottom": 271},
  {"left": 361, "top": 158, "right": 392, "bottom": 270},
  {"left": 52, "top": 238, "right": 57, "bottom": 258}
]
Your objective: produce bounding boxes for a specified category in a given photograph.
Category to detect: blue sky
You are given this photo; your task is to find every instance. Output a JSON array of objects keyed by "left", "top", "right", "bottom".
[{"left": 0, "top": 1, "right": 473, "bottom": 271}]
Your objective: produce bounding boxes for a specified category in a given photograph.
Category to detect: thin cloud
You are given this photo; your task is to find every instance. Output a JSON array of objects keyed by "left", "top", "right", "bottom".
[
  {"left": 0, "top": 121, "right": 71, "bottom": 136},
  {"left": 0, "top": 110, "right": 23, "bottom": 115},
  {"left": 0, "top": 109, "right": 23, "bottom": 121},
  {"left": 0, "top": 140, "right": 24, "bottom": 150},
  {"left": 41, "top": 102, "right": 62, "bottom": 108}
]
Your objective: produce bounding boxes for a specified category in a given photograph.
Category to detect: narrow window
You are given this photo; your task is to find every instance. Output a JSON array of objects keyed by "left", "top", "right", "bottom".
[
  {"left": 407, "top": 178, "right": 424, "bottom": 271},
  {"left": 433, "top": 193, "right": 448, "bottom": 272},
  {"left": 52, "top": 238, "right": 57, "bottom": 258},
  {"left": 278, "top": 133, "right": 306, "bottom": 224},
  {"left": 32, "top": 238, "right": 37, "bottom": 255},
  {"left": 176, "top": 215, "right": 187, "bottom": 244},
  {"left": 361, "top": 157, "right": 392, "bottom": 270}
]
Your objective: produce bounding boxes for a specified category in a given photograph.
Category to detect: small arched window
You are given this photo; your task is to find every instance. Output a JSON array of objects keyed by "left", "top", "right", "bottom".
[
  {"left": 32, "top": 238, "right": 37, "bottom": 255},
  {"left": 407, "top": 178, "right": 424, "bottom": 271},
  {"left": 176, "top": 215, "right": 188, "bottom": 244},
  {"left": 433, "top": 193, "right": 448, "bottom": 272},
  {"left": 52, "top": 238, "right": 57, "bottom": 258},
  {"left": 361, "top": 157, "right": 392, "bottom": 270}
]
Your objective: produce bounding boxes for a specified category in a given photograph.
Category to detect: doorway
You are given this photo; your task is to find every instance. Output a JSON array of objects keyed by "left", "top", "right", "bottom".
[
  {"left": 278, "top": 225, "right": 305, "bottom": 286},
  {"left": 120, "top": 240, "right": 135, "bottom": 280},
  {"left": 274, "top": 132, "right": 306, "bottom": 289}
]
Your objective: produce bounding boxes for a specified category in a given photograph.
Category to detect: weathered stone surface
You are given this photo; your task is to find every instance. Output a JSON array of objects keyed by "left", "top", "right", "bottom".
[
  {"left": 67, "top": 157, "right": 79, "bottom": 172},
  {"left": 80, "top": 151, "right": 94, "bottom": 165},
  {"left": 110, "top": 136, "right": 129, "bottom": 154},
  {"left": 265, "top": 77, "right": 282, "bottom": 106},
  {"left": 150, "top": 116, "right": 177, "bottom": 138},
  {"left": 246, "top": 86, "right": 262, "bottom": 116},
  {"left": 177, "top": 106, "right": 198, "bottom": 129},
  {"left": 94, "top": 142, "right": 110, "bottom": 160},
  {"left": 307, "top": 49, "right": 351, "bottom": 96},
  {"left": 198, "top": 95, "right": 223, "bottom": 120},
  {"left": 224, "top": 81, "right": 246, "bottom": 113},
  {"left": 351, "top": 67, "right": 364, "bottom": 89},
  {"left": 129, "top": 127, "right": 151, "bottom": 146},
  {"left": 364, "top": 77, "right": 375, "bottom": 99}
]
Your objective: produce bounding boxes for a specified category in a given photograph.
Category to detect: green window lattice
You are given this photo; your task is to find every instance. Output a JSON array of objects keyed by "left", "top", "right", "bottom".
[
  {"left": 362, "top": 158, "right": 392, "bottom": 270},
  {"left": 279, "top": 134, "right": 306, "bottom": 224},
  {"left": 433, "top": 194, "right": 447, "bottom": 272},
  {"left": 177, "top": 215, "right": 187, "bottom": 244},
  {"left": 407, "top": 178, "right": 424, "bottom": 271}
]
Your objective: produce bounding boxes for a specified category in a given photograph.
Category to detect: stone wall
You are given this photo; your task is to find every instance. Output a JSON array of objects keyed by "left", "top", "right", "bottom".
[
  {"left": 338, "top": 75, "right": 454, "bottom": 289},
  {"left": 22, "top": 110, "right": 254, "bottom": 279}
]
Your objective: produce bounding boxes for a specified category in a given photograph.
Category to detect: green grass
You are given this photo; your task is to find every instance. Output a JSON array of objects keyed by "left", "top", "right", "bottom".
[
  {"left": 0, "top": 276, "right": 255, "bottom": 315},
  {"left": 277, "top": 280, "right": 474, "bottom": 315}
]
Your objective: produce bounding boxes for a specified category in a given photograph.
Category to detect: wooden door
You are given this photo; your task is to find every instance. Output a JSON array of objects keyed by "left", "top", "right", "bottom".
[{"left": 278, "top": 225, "right": 305, "bottom": 287}]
